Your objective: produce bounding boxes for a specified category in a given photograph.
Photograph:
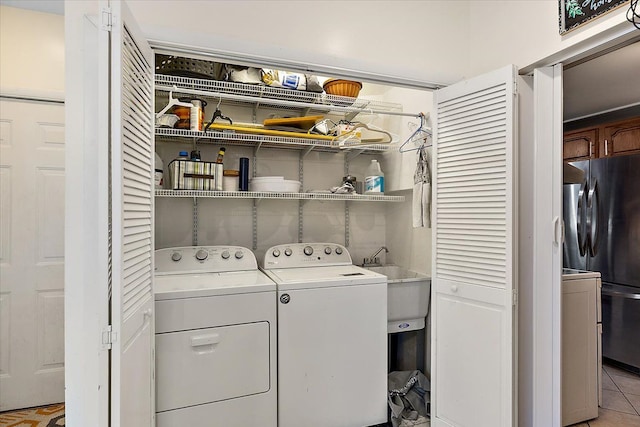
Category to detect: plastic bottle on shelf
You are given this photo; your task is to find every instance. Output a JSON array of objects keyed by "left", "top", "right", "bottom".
[
  {"left": 216, "top": 147, "right": 226, "bottom": 164},
  {"left": 365, "top": 159, "right": 384, "bottom": 194},
  {"left": 154, "top": 153, "right": 163, "bottom": 189}
]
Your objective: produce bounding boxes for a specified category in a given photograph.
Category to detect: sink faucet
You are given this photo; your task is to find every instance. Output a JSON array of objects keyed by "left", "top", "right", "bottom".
[{"left": 363, "top": 246, "right": 388, "bottom": 266}]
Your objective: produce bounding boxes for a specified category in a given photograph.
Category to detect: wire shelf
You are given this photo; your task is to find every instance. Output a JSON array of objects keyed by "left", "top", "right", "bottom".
[
  {"left": 155, "top": 74, "right": 404, "bottom": 115},
  {"left": 155, "top": 128, "right": 393, "bottom": 153},
  {"left": 156, "top": 189, "right": 405, "bottom": 202}
]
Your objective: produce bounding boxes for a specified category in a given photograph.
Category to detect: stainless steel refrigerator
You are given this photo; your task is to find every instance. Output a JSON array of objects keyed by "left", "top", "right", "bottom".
[{"left": 563, "top": 153, "right": 640, "bottom": 373}]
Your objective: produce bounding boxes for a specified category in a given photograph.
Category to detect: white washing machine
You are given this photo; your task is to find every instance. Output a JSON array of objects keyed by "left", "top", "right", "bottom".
[
  {"left": 154, "top": 246, "right": 276, "bottom": 427},
  {"left": 262, "top": 243, "right": 388, "bottom": 427}
]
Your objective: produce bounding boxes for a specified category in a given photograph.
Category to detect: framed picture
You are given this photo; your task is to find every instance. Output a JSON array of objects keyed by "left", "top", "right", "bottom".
[{"left": 559, "top": 0, "right": 629, "bottom": 34}]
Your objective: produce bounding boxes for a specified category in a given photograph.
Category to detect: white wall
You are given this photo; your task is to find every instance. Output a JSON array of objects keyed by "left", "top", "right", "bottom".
[
  {"left": 127, "top": 0, "right": 470, "bottom": 86},
  {"left": 467, "top": 0, "right": 633, "bottom": 76},
  {"left": 0, "top": 5, "right": 64, "bottom": 98}
]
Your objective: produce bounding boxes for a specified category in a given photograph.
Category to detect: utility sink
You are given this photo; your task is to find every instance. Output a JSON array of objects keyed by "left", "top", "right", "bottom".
[{"left": 365, "top": 265, "right": 431, "bottom": 333}]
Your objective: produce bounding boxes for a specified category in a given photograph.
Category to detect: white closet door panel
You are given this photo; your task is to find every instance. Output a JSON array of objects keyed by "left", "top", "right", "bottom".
[
  {"left": 0, "top": 100, "right": 65, "bottom": 411},
  {"left": 109, "top": 1, "right": 155, "bottom": 425},
  {"left": 434, "top": 280, "right": 512, "bottom": 427},
  {"left": 432, "top": 65, "right": 517, "bottom": 427}
]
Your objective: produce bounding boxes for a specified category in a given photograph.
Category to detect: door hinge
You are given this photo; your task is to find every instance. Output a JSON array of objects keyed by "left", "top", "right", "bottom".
[
  {"left": 512, "top": 290, "right": 518, "bottom": 306},
  {"left": 102, "top": 325, "right": 117, "bottom": 350},
  {"left": 101, "top": 7, "right": 112, "bottom": 31}
]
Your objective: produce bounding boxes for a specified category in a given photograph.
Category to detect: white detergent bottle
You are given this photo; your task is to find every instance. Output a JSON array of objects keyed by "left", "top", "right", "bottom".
[{"left": 365, "top": 159, "right": 384, "bottom": 194}]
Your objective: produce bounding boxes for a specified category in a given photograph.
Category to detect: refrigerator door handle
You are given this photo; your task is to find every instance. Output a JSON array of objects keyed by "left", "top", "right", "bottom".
[
  {"left": 601, "top": 288, "right": 640, "bottom": 300},
  {"left": 587, "top": 179, "right": 599, "bottom": 256},
  {"left": 577, "top": 180, "right": 588, "bottom": 257}
]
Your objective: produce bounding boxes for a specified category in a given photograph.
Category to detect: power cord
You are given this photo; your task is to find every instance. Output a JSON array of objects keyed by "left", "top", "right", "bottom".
[{"left": 629, "top": 0, "right": 640, "bottom": 29}]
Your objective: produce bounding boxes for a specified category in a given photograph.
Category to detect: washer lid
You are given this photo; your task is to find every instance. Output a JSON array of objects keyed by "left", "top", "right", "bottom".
[
  {"left": 262, "top": 265, "right": 386, "bottom": 290},
  {"left": 154, "top": 270, "right": 276, "bottom": 300}
]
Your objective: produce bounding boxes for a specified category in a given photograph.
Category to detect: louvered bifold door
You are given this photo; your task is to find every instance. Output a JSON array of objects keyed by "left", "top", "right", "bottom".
[
  {"left": 109, "top": 1, "right": 155, "bottom": 425},
  {"left": 431, "top": 65, "right": 517, "bottom": 427}
]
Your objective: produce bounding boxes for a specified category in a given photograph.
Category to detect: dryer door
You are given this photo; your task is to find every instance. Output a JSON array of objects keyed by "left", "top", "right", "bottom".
[{"left": 156, "top": 322, "right": 270, "bottom": 412}]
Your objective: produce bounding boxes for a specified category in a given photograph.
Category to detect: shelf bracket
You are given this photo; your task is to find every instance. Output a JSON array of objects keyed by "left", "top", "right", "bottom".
[
  {"left": 345, "top": 101, "right": 371, "bottom": 123},
  {"left": 302, "top": 145, "right": 316, "bottom": 158},
  {"left": 254, "top": 140, "right": 264, "bottom": 157},
  {"left": 346, "top": 149, "right": 366, "bottom": 163}
]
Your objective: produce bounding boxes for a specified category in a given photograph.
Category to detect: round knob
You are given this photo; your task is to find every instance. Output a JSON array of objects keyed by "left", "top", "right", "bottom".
[
  {"left": 272, "top": 249, "right": 281, "bottom": 257},
  {"left": 303, "top": 246, "right": 314, "bottom": 256},
  {"left": 324, "top": 247, "right": 332, "bottom": 255},
  {"left": 195, "top": 249, "right": 208, "bottom": 261},
  {"left": 221, "top": 250, "right": 230, "bottom": 260},
  {"left": 335, "top": 247, "right": 343, "bottom": 255},
  {"left": 235, "top": 251, "right": 244, "bottom": 259},
  {"left": 171, "top": 252, "right": 182, "bottom": 262},
  {"left": 284, "top": 248, "right": 293, "bottom": 257}
]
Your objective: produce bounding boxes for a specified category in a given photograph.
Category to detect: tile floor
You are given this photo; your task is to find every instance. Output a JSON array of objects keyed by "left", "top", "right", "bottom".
[{"left": 570, "top": 363, "right": 640, "bottom": 427}]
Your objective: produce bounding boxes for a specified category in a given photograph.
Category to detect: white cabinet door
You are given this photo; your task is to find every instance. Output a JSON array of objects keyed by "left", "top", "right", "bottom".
[
  {"left": 0, "top": 99, "right": 65, "bottom": 411},
  {"left": 431, "top": 65, "right": 517, "bottom": 427},
  {"left": 108, "top": 1, "right": 155, "bottom": 425}
]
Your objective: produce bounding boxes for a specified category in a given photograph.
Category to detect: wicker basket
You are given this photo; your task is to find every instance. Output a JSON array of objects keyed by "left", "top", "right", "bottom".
[
  {"left": 155, "top": 54, "right": 224, "bottom": 80},
  {"left": 323, "top": 79, "right": 363, "bottom": 98}
]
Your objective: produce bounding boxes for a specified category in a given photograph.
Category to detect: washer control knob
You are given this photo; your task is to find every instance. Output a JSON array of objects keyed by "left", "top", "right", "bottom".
[
  {"left": 335, "top": 247, "right": 343, "bottom": 255},
  {"left": 235, "top": 251, "right": 244, "bottom": 259},
  {"left": 171, "top": 252, "right": 182, "bottom": 262},
  {"left": 304, "top": 246, "right": 314, "bottom": 256},
  {"left": 284, "top": 248, "right": 293, "bottom": 257},
  {"left": 221, "top": 250, "right": 230, "bottom": 260},
  {"left": 324, "top": 246, "right": 332, "bottom": 255},
  {"left": 195, "top": 249, "right": 208, "bottom": 261},
  {"left": 272, "top": 249, "right": 281, "bottom": 257}
]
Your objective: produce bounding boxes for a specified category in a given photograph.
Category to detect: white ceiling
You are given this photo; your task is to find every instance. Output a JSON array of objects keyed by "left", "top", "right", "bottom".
[
  {"left": 1, "top": 0, "right": 63, "bottom": 15},
  {"left": 563, "top": 40, "right": 640, "bottom": 121}
]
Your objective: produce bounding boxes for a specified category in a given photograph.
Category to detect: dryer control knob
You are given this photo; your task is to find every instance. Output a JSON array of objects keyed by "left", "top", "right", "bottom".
[
  {"left": 195, "top": 249, "right": 208, "bottom": 261},
  {"left": 324, "top": 247, "right": 332, "bottom": 255},
  {"left": 304, "top": 246, "right": 314, "bottom": 256},
  {"left": 221, "top": 250, "right": 230, "bottom": 260},
  {"left": 284, "top": 248, "right": 293, "bottom": 256},
  {"left": 171, "top": 252, "right": 182, "bottom": 262},
  {"left": 335, "top": 247, "right": 343, "bottom": 255},
  {"left": 272, "top": 249, "right": 281, "bottom": 257},
  {"left": 235, "top": 251, "right": 244, "bottom": 259}
]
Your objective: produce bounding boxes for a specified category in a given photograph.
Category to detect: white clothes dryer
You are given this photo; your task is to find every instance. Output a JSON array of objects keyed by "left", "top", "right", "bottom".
[
  {"left": 154, "top": 246, "right": 276, "bottom": 427},
  {"left": 262, "top": 243, "right": 388, "bottom": 427}
]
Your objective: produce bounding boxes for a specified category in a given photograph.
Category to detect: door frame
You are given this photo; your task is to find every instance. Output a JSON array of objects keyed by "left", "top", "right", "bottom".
[{"left": 64, "top": 1, "right": 110, "bottom": 426}]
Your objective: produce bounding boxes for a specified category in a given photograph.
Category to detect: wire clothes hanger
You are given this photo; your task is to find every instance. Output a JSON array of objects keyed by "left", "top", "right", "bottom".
[
  {"left": 331, "top": 122, "right": 394, "bottom": 148},
  {"left": 399, "top": 112, "right": 432, "bottom": 153},
  {"left": 156, "top": 86, "right": 194, "bottom": 118},
  {"left": 204, "top": 96, "right": 233, "bottom": 132}
]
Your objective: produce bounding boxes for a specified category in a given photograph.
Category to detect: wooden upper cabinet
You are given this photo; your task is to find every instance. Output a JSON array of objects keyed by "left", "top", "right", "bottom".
[
  {"left": 602, "top": 117, "right": 640, "bottom": 158},
  {"left": 564, "top": 116, "right": 640, "bottom": 161},
  {"left": 563, "top": 127, "right": 599, "bottom": 161}
]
